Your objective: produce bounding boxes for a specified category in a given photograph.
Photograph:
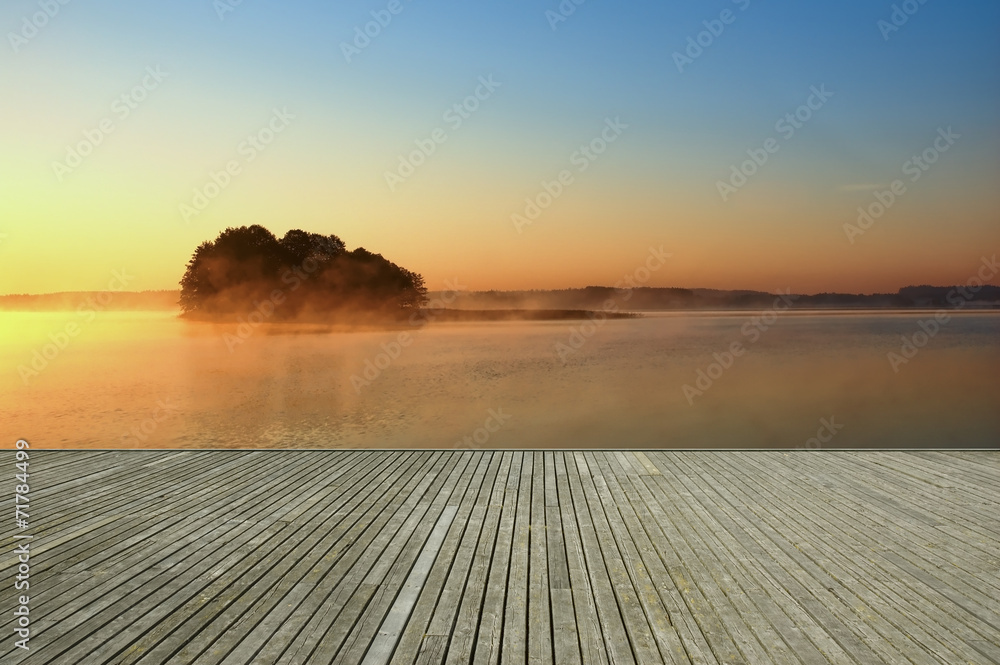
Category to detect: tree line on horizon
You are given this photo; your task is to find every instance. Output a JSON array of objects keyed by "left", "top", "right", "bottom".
[{"left": 178, "top": 225, "right": 427, "bottom": 318}]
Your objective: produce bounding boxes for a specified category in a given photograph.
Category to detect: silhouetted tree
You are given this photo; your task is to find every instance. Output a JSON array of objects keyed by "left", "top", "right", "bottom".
[
  {"left": 179, "top": 225, "right": 427, "bottom": 318},
  {"left": 279, "top": 230, "right": 345, "bottom": 265}
]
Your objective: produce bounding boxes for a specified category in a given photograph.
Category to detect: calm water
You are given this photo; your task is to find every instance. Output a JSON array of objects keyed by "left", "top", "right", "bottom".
[{"left": 1, "top": 310, "right": 997, "bottom": 449}]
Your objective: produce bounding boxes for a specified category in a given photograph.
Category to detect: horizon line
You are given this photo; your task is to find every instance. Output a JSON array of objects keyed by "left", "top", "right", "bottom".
[{"left": 1, "top": 283, "right": 996, "bottom": 300}]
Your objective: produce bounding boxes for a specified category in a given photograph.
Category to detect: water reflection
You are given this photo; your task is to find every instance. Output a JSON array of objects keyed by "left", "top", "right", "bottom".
[{"left": 1, "top": 311, "right": 997, "bottom": 448}]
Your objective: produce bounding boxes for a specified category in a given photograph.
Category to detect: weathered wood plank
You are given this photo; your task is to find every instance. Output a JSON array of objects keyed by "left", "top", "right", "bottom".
[
  {"left": 528, "top": 451, "right": 553, "bottom": 665},
  {"left": 1, "top": 449, "right": 996, "bottom": 665},
  {"left": 564, "top": 452, "right": 638, "bottom": 665},
  {"left": 443, "top": 452, "right": 514, "bottom": 665},
  {"left": 361, "top": 505, "right": 459, "bottom": 665},
  {"left": 667, "top": 453, "right": 885, "bottom": 665},
  {"left": 553, "top": 452, "right": 605, "bottom": 665},
  {"left": 390, "top": 452, "right": 496, "bottom": 665},
  {"left": 705, "top": 452, "right": 972, "bottom": 665},
  {"left": 6, "top": 451, "right": 362, "bottom": 664},
  {"left": 500, "top": 451, "right": 532, "bottom": 665},
  {"left": 730, "top": 452, "right": 1000, "bottom": 661},
  {"left": 335, "top": 454, "right": 473, "bottom": 664}
]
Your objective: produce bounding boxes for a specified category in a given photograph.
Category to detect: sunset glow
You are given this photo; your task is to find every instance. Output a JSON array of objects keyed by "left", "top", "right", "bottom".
[{"left": 2, "top": 0, "right": 998, "bottom": 295}]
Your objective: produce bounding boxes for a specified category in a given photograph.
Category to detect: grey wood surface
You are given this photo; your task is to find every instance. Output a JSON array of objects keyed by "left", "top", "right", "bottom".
[{"left": 1, "top": 451, "right": 997, "bottom": 664}]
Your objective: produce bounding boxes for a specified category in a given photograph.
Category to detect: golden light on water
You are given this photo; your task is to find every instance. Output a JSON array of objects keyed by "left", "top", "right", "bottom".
[{"left": 2, "top": 311, "right": 997, "bottom": 449}]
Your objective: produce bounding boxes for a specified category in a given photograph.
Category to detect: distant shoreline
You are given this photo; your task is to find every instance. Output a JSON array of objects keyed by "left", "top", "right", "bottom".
[
  {"left": 177, "top": 308, "right": 640, "bottom": 325},
  {"left": 416, "top": 308, "right": 641, "bottom": 322},
  {"left": 1, "top": 285, "right": 997, "bottom": 313}
]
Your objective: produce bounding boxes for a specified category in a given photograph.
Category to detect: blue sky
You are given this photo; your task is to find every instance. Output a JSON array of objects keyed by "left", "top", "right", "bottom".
[{"left": 2, "top": 0, "right": 998, "bottom": 293}]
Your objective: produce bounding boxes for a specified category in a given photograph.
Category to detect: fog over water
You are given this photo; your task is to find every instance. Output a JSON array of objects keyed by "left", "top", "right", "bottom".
[{"left": 1, "top": 311, "right": 997, "bottom": 449}]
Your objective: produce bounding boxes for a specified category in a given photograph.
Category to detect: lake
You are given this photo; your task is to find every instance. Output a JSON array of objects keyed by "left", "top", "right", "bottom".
[{"left": 1, "top": 310, "right": 997, "bottom": 449}]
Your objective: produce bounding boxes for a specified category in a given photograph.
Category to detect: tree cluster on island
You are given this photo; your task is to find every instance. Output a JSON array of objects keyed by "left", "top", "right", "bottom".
[{"left": 179, "top": 225, "right": 428, "bottom": 320}]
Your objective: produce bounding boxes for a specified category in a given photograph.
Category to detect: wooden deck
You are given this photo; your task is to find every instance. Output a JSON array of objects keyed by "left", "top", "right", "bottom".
[{"left": 2, "top": 450, "right": 999, "bottom": 664}]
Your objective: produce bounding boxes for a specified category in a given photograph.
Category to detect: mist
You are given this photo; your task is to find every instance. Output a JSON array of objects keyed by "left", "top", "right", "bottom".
[{"left": 2, "top": 310, "right": 997, "bottom": 449}]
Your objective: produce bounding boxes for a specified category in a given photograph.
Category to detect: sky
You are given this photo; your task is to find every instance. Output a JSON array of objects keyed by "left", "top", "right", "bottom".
[{"left": 1, "top": 0, "right": 998, "bottom": 295}]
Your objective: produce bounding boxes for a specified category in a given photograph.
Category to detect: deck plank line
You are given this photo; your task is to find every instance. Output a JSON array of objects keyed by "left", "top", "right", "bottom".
[
  {"left": 1, "top": 451, "right": 355, "bottom": 664},
  {"left": 361, "top": 504, "right": 460, "bottom": 665},
  {"left": 265, "top": 453, "right": 447, "bottom": 665},
  {"left": 681, "top": 452, "right": 937, "bottom": 665},
  {"left": 155, "top": 450, "right": 424, "bottom": 665},
  {"left": 27, "top": 451, "right": 290, "bottom": 572},
  {"left": 630, "top": 452, "right": 661, "bottom": 476},
  {"left": 0, "top": 449, "right": 262, "bottom": 581},
  {"left": 611, "top": 477, "right": 722, "bottom": 665},
  {"left": 442, "top": 451, "right": 515, "bottom": 665},
  {"left": 781, "top": 453, "right": 1000, "bottom": 603},
  {"left": 122, "top": 451, "right": 401, "bottom": 665},
  {"left": 901, "top": 451, "right": 1000, "bottom": 493},
  {"left": 552, "top": 452, "right": 607, "bottom": 665},
  {"left": 642, "top": 455, "right": 794, "bottom": 665},
  {"left": 564, "top": 452, "right": 640, "bottom": 665},
  {"left": 471, "top": 450, "right": 523, "bottom": 665},
  {"left": 738, "top": 453, "right": 1000, "bottom": 647},
  {"left": 1, "top": 450, "right": 995, "bottom": 665},
  {"left": 621, "top": 455, "right": 742, "bottom": 665},
  {"left": 756, "top": 450, "right": 1000, "bottom": 663},
  {"left": 644, "top": 453, "right": 776, "bottom": 665},
  {"left": 391, "top": 451, "right": 500, "bottom": 665},
  {"left": 528, "top": 451, "right": 553, "bottom": 665},
  {"left": 285, "top": 452, "right": 458, "bottom": 665},
  {"left": 500, "top": 450, "right": 532, "bottom": 665},
  {"left": 204, "top": 451, "right": 443, "bottom": 665},
  {"left": 671, "top": 453, "right": 887, "bottom": 665},
  {"left": 815, "top": 452, "right": 1000, "bottom": 546},
  {"left": 591, "top": 452, "right": 690, "bottom": 665},
  {"left": 663, "top": 453, "right": 864, "bottom": 665},
  {"left": 712, "top": 452, "right": 977, "bottom": 665},
  {"left": 268, "top": 452, "right": 447, "bottom": 665},
  {"left": 840, "top": 453, "right": 1000, "bottom": 536},
  {"left": 94, "top": 451, "right": 400, "bottom": 665},
  {"left": 542, "top": 451, "right": 578, "bottom": 665},
  {"left": 865, "top": 452, "right": 1000, "bottom": 500},
  {"left": 334, "top": 453, "right": 477, "bottom": 664},
  {"left": 684, "top": 451, "right": 936, "bottom": 665}
]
